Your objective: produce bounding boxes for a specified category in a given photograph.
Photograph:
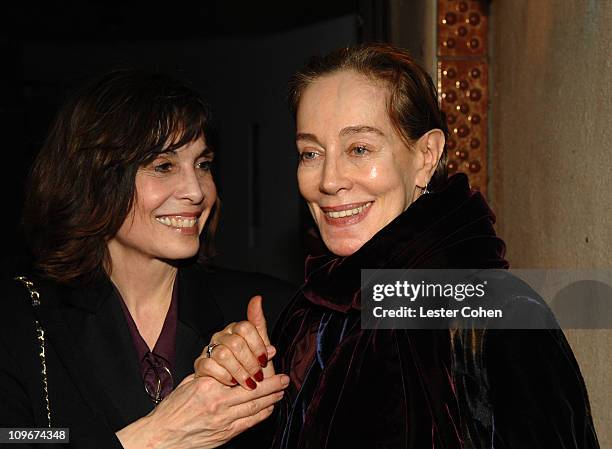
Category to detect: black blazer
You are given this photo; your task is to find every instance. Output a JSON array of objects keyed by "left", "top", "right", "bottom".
[{"left": 0, "top": 264, "right": 295, "bottom": 448}]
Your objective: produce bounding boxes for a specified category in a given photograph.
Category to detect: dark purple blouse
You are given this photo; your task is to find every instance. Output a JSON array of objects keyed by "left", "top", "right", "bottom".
[{"left": 117, "top": 280, "right": 178, "bottom": 404}]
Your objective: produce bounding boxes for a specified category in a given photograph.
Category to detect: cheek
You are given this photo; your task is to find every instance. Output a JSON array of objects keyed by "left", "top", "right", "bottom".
[
  {"left": 203, "top": 177, "right": 218, "bottom": 205},
  {"left": 361, "top": 160, "right": 405, "bottom": 194},
  {"left": 115, "top": 210, "right": 136, "bottom": 239},
  {"left": 367, "top": 164, "right": 378, "bottom": 180},
  {"left": 297, "top": 168, "right": 318, "bottom": 200},
  {"left": 198, "top": 178, "right": 218, "bottom": 232},
  {"left": 134, "top": 177, "right": 170, "bottom": 215},
  {"left": 133, "top": 197, "right": 161, "bottom": 223},
  {"left": 364, "top": 161, "right": 415, "bottom": 211},
  {"left": 297, "top": 170, "right": 323, "bottom": 224},
  {"left": 385, "top": 153, "right": 418, "bottom": 193}
]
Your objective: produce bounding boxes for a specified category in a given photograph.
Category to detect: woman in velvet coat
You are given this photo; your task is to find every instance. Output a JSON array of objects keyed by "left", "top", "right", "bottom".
[
  {"left": 0, "top": 70, "right": 292, "bottom": 449},
  {"left": 198, "top": 44, "right": 600, "bottom": 448}
]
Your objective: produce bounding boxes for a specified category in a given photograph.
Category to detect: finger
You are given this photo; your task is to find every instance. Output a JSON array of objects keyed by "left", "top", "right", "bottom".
[
  {"left": 246, "top": 296, "right": 272, "bottom": 372},
  {"left": 226, "top": 373, "right": 290, "bottom": 406},
  {"left": 209, "top": 321, "right": 237, "bottom": 344},
  {"left": 229, "top": 319, "right": 268, "bottom": 369},
  {"left": 209, "top": 342, "right": 259, "bottom": 390},
  {"left": 247, "top": 296, "right": 270, "bottom": 346},
  {"left": 216, "top": 333, "right": 265, "bottom": 384},
  {"left": 266, "top": 345, "right": 276, "bottom": 359},
  {"left": 262, "top": 345, "right": 277, "bottom": 377},
  {"left": 193, "top": 356, "right": 238, "bottom": 386},
  {"left": 229, "top": 390, "right": 284, "bottom": 421}
]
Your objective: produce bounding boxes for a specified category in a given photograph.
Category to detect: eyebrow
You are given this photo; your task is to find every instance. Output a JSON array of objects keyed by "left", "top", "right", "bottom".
[
  {"left": 160, "top": 146, "right": 213, "bottom": 157},
  {"left": 295, "top": 133, "right": 321, "bottom": 144},
  {"left": 296, "top": 126, "right": 385, "bottom": 143},
  {"left": 199, "top": 147, "right": 214, "bottom": 157},
  {"left": 339, "top": 125, "right": 385, "bottom": 137}
]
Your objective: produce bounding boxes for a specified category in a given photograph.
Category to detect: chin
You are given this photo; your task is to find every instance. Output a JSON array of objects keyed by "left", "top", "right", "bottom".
[
  {"left": 159, "top": 244, "right": 200, "bottom": 261},
  {"left": 324, "top": 237, "right": 367, "bottom": 257}
]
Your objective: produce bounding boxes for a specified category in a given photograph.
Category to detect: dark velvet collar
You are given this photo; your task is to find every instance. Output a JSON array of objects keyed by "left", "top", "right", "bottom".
[{"left": 302, "top": 174, "right": 509, "bottom": 312}]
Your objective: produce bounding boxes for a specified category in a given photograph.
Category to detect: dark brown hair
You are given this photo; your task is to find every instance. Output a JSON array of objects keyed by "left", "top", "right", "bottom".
[
  {"left": 288, "top": 43, "right": 448, "bottom": 191},
  {"left": 23, "top": 69, "right": 218, "bottom": 284}
]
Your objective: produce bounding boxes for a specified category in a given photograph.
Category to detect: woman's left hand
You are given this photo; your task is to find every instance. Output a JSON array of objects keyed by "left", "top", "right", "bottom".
[{"left": 195, "top": 296, "right": 278, "bottom": 390}]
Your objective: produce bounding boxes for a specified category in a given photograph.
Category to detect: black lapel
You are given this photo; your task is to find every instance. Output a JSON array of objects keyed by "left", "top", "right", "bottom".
[
  {"left": 35, "top": 277, "right": 153, "bottom": 432},
  {"left": 174, "top": 265, "right": 225, "bottom": 383},
  {"left": 33, "top": 265, "right": 225, "bottom": 432}
]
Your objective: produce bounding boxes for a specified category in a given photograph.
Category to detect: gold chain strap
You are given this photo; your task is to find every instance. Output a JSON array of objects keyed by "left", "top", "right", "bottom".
[{"left": 14, "top": 276, "right": 52, "bottom": 428}]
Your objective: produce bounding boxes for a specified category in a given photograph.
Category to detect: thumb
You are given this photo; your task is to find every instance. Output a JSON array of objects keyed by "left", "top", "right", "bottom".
[{"left": 247, "top": 295, "right": 270, "bottom": 345}]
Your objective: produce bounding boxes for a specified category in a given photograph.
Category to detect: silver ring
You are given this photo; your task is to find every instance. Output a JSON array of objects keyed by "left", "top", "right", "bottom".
[{"left": 205, "top": 343, "right": 220, "bottom": 358}]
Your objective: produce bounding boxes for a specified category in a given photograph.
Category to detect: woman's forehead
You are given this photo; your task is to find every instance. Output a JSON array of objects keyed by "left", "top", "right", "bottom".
[{"left": 297, "top": 72, "right": 392, "bottom": 135}]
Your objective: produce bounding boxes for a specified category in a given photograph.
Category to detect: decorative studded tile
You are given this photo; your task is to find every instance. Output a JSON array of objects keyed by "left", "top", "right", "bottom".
[
  {"left": 438, "top": 0, "right": 488, "bottom": 57},
  {"left": 437, "top": 0, "right": 489, "bottom": 195}
]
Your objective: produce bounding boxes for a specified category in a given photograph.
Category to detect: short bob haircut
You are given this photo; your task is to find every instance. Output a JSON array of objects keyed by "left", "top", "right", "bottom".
[
  {"left": 288, "top": 43, "right": 449, "bottom": 192},
  {"left": 23, "top": 69, "right": 218, "bottom": 284}
]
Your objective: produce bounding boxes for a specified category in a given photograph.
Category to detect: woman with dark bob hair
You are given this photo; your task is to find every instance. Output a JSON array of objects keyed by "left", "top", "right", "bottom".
[
  {"left": 0, "top": 70, "right": 293, "bottom": 448},
  {"left": 197, "top": 43, "right": 600, "bottom": 448}
]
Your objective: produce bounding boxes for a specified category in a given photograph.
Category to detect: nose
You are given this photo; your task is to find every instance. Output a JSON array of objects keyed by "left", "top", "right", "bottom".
[
  {"left": 176, "top": 167, "right": 205, "bottom": 204},
  {"left": 319, "top": 155, "right": 353, "bottom": 195}
]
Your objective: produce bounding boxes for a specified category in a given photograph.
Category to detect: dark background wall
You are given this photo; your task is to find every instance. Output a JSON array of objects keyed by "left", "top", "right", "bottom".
[{"left": 1, "top": 1, "right": 391, "bottom": 284}]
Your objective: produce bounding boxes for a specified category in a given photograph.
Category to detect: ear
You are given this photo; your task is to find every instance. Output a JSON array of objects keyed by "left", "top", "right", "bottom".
[{"left": 414, "top": 129, "right": 445, "bottom": 188}]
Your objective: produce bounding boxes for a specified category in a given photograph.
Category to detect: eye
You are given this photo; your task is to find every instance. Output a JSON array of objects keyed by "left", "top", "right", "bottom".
[
  {"left": 350, "top": 145, "right": 370, "bottom": 156},
  {"left": 154, "top": 162, "right": 173, "bottom": 173},
  {"left": 197, "top": 160, "right": 213, "bottom": 171},
  {"left": 299, "top": 151, "right": 319, "bottom": 162}
]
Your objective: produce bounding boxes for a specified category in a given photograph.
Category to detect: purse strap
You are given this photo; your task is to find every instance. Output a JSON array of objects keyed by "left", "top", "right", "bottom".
[{"left": 14, "top": 276, "right": 52, "bottom": 428}]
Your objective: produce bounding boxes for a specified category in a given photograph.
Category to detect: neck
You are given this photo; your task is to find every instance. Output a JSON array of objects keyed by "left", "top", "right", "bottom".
[
  {"left": 107, "top": 244, "right": 178, "bottom": 315},
  {"left": 107, "top": 247, "right": 179, "bottom": 350},
  {"left": 113, "top": 261, "right": 176, "bottom": 310}
]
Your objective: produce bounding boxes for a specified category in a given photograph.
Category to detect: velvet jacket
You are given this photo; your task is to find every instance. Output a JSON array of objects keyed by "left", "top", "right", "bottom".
[
  {"left": 270, "top": 174, "right": 599, "bottom": 449},
  {"left": 0, "top": 263, "right": 295, "bottom": 449}
]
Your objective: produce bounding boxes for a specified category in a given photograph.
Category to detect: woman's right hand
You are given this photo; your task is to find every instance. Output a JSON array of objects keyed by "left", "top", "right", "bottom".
[
  {"left": 195, "top": 296, "right": 278, "bottom": 389},
  {"left": 116, "top": 371, "right": 289, "bottom": 449}
]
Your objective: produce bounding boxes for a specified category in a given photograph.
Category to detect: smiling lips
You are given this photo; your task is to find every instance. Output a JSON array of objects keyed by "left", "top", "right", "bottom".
[
  {"left": 320, "top": 201, "right": 373, "bottom": 226},
  {"left": 155, "top": 214, "right": 201, "bottom": 234},
  {"left": 156, "top": 216, "right": 198, "bottom": 228}
]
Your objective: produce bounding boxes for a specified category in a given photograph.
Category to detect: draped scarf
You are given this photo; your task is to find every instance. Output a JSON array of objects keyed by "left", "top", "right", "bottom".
[{"left": 271, "top": 174, "right": 510, "bottom": 449}]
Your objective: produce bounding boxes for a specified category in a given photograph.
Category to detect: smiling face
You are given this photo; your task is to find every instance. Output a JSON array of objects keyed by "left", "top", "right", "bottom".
[
  {"left": 108, "top": 136, "right": 216, "bottom": 265},
  {"left": 296, "top": 70, "right": 436, "bottom": 256}
]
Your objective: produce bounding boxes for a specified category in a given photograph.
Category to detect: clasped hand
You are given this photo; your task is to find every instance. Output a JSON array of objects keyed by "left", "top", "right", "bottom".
[
  {"left": 195, "top": 295, "right": 278, "bottom": 390},
  {"left": 117, "top": 296, "right": 288, "bottom": 449}
]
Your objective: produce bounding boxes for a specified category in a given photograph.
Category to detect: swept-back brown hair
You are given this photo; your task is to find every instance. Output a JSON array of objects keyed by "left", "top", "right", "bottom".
[
  {"left": 24, "top": 69, "right": 218, "bottom": 284},
  {"left": 288, "top": 43, "right": 449, "bottom": 191}
]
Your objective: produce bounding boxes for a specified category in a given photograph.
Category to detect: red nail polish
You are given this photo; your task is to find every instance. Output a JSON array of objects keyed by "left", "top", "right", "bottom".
[
  {"left": 254, "top": 370, "right": 264, "bottom": 382},
  {"left": 246, "top": 378, "right": 257, "bottom": 389},
  {"left": 231, "top": 377, "right": 238, "bottom": 384},
  {"left": 258, "top": 354, "right": 268, "bottom": 367}
]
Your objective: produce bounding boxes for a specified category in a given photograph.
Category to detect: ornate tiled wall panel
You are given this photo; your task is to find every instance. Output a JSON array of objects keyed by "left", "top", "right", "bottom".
[{"left": 437, "top": 0, "right": 488, "bottom": 194}]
